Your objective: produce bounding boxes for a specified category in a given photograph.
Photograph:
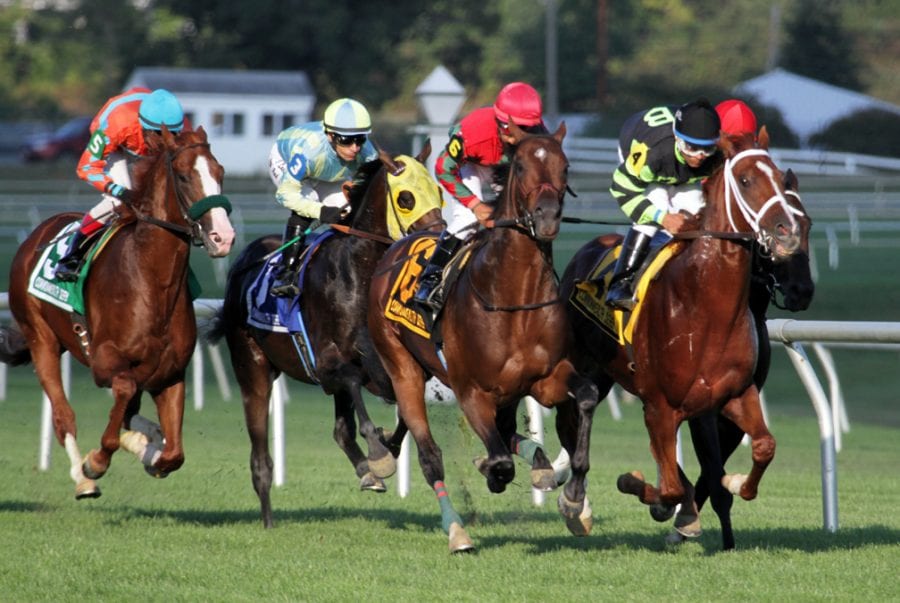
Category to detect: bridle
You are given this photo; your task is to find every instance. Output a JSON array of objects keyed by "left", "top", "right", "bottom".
[{"left": 123, "top": 142, "right": 231, "bottom": 246}]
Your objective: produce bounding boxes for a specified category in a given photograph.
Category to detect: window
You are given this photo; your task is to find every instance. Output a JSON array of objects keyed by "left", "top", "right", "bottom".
[
  {"left": 262, "top": 113, "right": 297, "bottom": 136},
  {"left": 210, "top": 111, "right": 245, "bottom": 137}
]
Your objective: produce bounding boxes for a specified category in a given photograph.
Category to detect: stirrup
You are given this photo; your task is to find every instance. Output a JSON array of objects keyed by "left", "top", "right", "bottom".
[
  {"left": 271, "top": 275, "right": 300, "bottom": 298},
  {"left": 55, "top": 260, "right": 83, "bottom": 282},
  {"left": 605, "top": 284, "right": 635, "bottom": 310}
]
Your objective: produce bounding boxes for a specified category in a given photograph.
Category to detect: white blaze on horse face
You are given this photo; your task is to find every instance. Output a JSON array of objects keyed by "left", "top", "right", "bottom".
[
  {"left": 193, "top": 155, "right": 222, "bottom": 196},
  {"left": 534, "top": 147, "right": 547, "bottom": 162},
  {"left": 754, "top": 159, "right": 799, "bottom": 230}
]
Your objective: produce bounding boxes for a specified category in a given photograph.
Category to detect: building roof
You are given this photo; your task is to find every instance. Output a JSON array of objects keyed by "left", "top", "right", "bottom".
[
  {"left": 735, "top": 68, "right": 900, "bottom": 144},
  {"left": 125, "top": 67, "right": 314, "bottom": 97}
]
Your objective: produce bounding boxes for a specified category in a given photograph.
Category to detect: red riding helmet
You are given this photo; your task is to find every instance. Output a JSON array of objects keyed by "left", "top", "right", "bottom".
[
  {"left": 716, "top": 99, "right": 758, "bottom": 136},
  {"left": 493, "top": 82, "right": 543, "bottom": 127}
]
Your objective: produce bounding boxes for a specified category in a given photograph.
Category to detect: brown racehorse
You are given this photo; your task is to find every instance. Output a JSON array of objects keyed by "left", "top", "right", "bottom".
[
  {"left": 205, "top": 146, "right": 444, "bottom": 528},
  {"left": 0, "top": 126, "right": 234, "bottom": 499},
  {"left": 560, "top": 128, "right": 806, "bottom": 540},
  {"left": 368, "top": 123, "right": 599, "bottom": 553}
]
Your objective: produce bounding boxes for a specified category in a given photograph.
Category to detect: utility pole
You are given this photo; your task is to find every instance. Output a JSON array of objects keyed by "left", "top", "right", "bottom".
[
  {"left": 596, "top": 0, "right": 609, "bottom": 108},
  {"left": 544, "top": 0, "right": 559, "bottom": 124}
]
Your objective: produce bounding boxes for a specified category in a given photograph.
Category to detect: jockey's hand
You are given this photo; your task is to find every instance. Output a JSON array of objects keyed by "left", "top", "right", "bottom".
[
  {"left": 319, "top": 205, "right": 345, "bottom": 224},
  {"left": 661, "top": 211, "right": 699, "bottom": 234},
  {"left": 472, "top": 201, "right": 495, "bottom": 228}
]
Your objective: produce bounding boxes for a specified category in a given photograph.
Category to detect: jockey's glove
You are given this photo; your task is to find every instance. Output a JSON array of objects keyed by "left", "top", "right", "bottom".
[
  {"left": 107, "top": 183, "right": 136, "bottom": 204},
  {"left": 319, "top": 205, "right": 345, "bottom": 224}
]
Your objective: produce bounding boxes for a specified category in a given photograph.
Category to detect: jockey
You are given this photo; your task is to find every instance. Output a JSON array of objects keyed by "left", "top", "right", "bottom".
[
  {"left": 414, "top": 82, "right": 546, "bottom": 312},
  {"left": 55, "top": 88, "right": 185, "bottom": 282},
  {"left": 268, "top": 97, "right": 378, "bottom": 297},
  {"left": 605, "top": 98, "right": 722, "bottom": 310},
  {"left": 716, "top": 98, "right": 758, "bottom": 137}
]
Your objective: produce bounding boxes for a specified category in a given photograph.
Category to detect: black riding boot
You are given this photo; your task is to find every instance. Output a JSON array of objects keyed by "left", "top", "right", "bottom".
[
  {"left": 270, "top": 219, "right": 310, "bottom": 298},
  {"left": 55, "top": 229, "right": 90, "bottom": 282},
  {"left": 604, "top": 229, "right": 653, "bottom": 311},
  {"left": 413, "top": 232, "right": 462, "bottom": 313}
]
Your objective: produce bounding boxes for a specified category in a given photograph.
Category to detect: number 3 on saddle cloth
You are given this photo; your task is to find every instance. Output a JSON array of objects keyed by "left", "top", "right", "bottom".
[
  {"left": 27, "top": 220, "right": 201, "bottom": 317},
  {"left": 246, "top": 230, "right": 335, "bottom": 382},
  {"left": 569, "top": 232, "right": 682, "bottom": 347},
  {"left": 381, "top": 234, "right": 472, "bottom": 341}
]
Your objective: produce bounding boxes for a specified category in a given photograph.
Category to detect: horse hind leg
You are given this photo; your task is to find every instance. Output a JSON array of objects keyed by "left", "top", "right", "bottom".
[
  {"left": 333, "top": 389, "right": 387, "bottom": 492},
  {"left": 27, "top": 339, "right": 99, "bottom": 499},
  {"left": 347, "top": 386, "right": 396, "bottom": 481}
]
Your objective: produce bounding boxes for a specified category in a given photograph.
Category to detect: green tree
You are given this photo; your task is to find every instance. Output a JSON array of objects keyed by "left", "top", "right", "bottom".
[{"left": 780, "top": 0, "right": 863, "bottom": 90}]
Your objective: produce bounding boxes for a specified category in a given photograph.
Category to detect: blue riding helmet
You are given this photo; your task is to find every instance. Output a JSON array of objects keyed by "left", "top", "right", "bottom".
[{"left": 139, "top": 89, "right": 185, "bottom": 133}]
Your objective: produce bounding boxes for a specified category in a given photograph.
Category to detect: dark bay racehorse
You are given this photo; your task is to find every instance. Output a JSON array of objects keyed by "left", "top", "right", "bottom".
[
  {"left": 0, "top": 127, "right": 234, "bottom": 499},
  {"left": 561, "top": 128, "right": 806, "bottom": 547},
  {"left": 206, "top": 146, "right": 444, "bottom": 528},
  {"left": 368, "top": 123, "right": 599, "bottom": 553}
]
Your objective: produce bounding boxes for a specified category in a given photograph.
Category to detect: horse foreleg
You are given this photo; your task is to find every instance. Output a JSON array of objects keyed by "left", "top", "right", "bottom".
[
  {"left": 688, "top": 414, "right": 737, "bottom": 550},
  {"left": 721, "top": 388, "right": 775, "bottom": 501},
  {"left": 495, "top": 403, "right": 557, "bottom": 492},
  {"left": 536, "top": 364, "right": 599, "bottom": 537},
  {"left": 148, "top": 381, "right": 186, "bottom": 478},
  {"left": 619, "top": 402, "right": 683, "bottom": 508},
  {"left": 458, "top": 390, "right": 515, "bottom": 494}
]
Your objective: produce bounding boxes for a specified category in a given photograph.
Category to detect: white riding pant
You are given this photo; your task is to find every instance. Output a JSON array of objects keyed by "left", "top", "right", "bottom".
[
  {"left": 445, "top": 163, "right": 497, "bottom": 240},
  {"left": 86, "top": 152, "right": 133, "bottom": 225}
]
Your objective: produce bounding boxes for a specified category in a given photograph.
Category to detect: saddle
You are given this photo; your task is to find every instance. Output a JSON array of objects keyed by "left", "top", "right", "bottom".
[{"left": 570, "top": 234, "right": 683, "bottom": 346}]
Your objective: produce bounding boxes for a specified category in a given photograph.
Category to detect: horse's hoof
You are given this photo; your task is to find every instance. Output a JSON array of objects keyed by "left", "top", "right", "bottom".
[
  {"left": 448, "top": 522, "right": 475, "bottom": 554},
  {"left": 650, "top": 503, "right": 676, "bottom": 522},
  {"left": 616, "top": 470, "right": 645, "bottom": 496},
  {"left": 558, "top": 493, "right": 592, "bottom": 536},
  {"left": 359, "top": 472, "right": 387, "bottom": 493},
  {"left": 368, "top": 453, "right": 397, "bottom": 479},
  {"left": 145, "top": 465, "right": 170, "bottom": 479},
  {"left": 81, "top": 450, "right": 106, "bottom": 480},
  {"left": 74, "top": 479, "right": 101, "bottom": 500},
  {"left": 531, "top": 467, "right": 558, "bottom": 492},
  {"left": 674, "top": 512, "right": 702, "bottom": 538},
  {"left": 722, "top": 473, "right": 747, "bottom": 495}
]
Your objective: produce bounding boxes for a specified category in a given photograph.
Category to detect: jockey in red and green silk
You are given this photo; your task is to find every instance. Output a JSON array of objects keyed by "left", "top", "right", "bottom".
[
  {"left": 415, "top": 82, "right": 546, "bottom": 312},
  {"left": 604, "top": 98, "right": 722, "bottom": 310},
  {"left": 55, "top": 87, "right": 185, "bottom": 282}
]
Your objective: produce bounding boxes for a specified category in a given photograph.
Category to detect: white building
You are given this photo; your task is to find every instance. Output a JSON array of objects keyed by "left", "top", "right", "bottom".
[
  {"left": 125, "top": 67, "right": 315, "bottom": 175},
  {"left": 735, "top": 69, "right": 900, "bottom": 146}
]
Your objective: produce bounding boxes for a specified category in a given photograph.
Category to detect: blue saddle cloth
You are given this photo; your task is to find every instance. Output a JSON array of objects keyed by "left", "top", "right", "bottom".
[{"left": 246, "top": 230, "right": 334, "bottom": 333}]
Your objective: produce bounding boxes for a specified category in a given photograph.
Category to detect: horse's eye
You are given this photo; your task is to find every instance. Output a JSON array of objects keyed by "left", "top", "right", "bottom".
[
  {"left": 177, "top": 173, "right": 190, "bottom": 183},
  {"left": 739, "top": 176, "right": 750, "bottom": 187}
]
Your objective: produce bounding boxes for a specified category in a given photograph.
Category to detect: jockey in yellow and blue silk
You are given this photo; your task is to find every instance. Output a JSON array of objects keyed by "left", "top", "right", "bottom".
[
  {"left": 55, "top": 88, "right": 185, "bottom": 282},
  {"left": 605, "top": 98, "right": 722, "bottom": 310},
  {"left": 267, "top": 97, "right": 378, "bottom": 298}
]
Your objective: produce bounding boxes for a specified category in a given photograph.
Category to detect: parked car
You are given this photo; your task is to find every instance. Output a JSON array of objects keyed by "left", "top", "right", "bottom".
[{"left": 21, "top": 116, "right": 92, "bottom": 162}]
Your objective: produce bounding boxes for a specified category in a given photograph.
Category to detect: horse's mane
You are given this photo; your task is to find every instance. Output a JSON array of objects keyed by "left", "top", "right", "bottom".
[
  {"left": 126, "top": 129, "right": 206, "bottom": 212},
  {"left": 347, "top": 158, "right": 385, "bottom": 213}
]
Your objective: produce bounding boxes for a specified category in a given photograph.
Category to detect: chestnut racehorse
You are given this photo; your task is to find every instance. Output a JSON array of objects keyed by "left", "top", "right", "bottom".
[
  {"left": 206, "top": 146, "right": 444, "bottom": 528},
  {"left": 0, "top": 127, "right": 234, "bottom": 499},
  {"left": 561, "top": 128, "right": 807, "bottom": 546},
  {"left": 368, "top": 123, "right": 599, "bottom": 553}
]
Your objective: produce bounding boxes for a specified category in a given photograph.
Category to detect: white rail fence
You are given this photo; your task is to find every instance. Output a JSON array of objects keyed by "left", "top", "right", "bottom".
[{"left": 2, "top": 292, "right": 897, "bottom": 534}]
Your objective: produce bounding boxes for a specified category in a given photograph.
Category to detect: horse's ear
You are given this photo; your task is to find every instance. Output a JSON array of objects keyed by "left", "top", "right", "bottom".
[
  {"left": 416, "top": 139, "right": 432, "bottom": 164},
  {"left": 784, "top": 168, "right": 798, "bottom": 192},
  {"left": 379, "top": 148, "right": 402, "bottom": 175},
  {"left": 507, "top": 121, "right": 528, "bottom": 144},
  {"left": 160, "top": 125, "right": 177, "bottom": 146},
  {"left": 552, "top": 121, "right": 567, "bottom": 144},
  {"left": 717, "top": 132, "right": 734, "bottom": 157},
  {"left": 195, "top": 125, "right": 208, "bottom": 142},
  {"left": 758, "top": 125, "right": 770, "bottom": 150}
]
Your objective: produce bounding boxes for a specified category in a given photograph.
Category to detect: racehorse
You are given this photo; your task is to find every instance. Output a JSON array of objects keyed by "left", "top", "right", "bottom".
[
  {"left": 560, "top": 128, "right": 807, "bottom": 548},
  {"left": 0, "top": 127, "right": 234, "bottom": 499},
  {"left": 205, "top": 146, "right": 444, "bottom": 528},
  {"left": 367, "top": 123, "right": 600, "bottom": 553}
]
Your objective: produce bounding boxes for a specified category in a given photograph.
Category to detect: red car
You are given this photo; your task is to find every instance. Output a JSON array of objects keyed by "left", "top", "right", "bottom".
[{"left": 22, "top": 116, "right": 92, "bottom": 162}]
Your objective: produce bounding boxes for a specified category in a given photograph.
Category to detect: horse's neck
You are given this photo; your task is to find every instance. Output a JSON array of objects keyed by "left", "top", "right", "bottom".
[{"left": 475, "top": 228, "right": 556, "bottom": 300}]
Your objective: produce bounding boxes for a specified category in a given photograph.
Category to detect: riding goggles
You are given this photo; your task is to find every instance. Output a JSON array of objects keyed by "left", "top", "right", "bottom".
[
  {"left": 497, "top": 120, "right": 545, "bottom": 135},
  {"left": 676, "top": 137, "right": 717, "bottom": 159},
  {"left": 332, "top": 133, "right": 367, "bottom": 147}
]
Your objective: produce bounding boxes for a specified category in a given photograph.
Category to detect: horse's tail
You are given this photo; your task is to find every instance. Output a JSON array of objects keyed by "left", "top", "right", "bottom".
[{"left": 0, "top": 324, "right": 32, "bottom": 366}]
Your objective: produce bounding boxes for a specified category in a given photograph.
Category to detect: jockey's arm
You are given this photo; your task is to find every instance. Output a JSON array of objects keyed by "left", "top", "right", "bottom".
[
  {"left": 76, "top": 131, "right": 118, "bottom": 195},
  {"left": 435, "top": 144, "right": 480, "bottom": 208},
  {"left": 609, "top": 162, "right": 665, "bottom": 227},
  {"left": 276, "top": 176, "right": 325, "bottom": 219}
]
